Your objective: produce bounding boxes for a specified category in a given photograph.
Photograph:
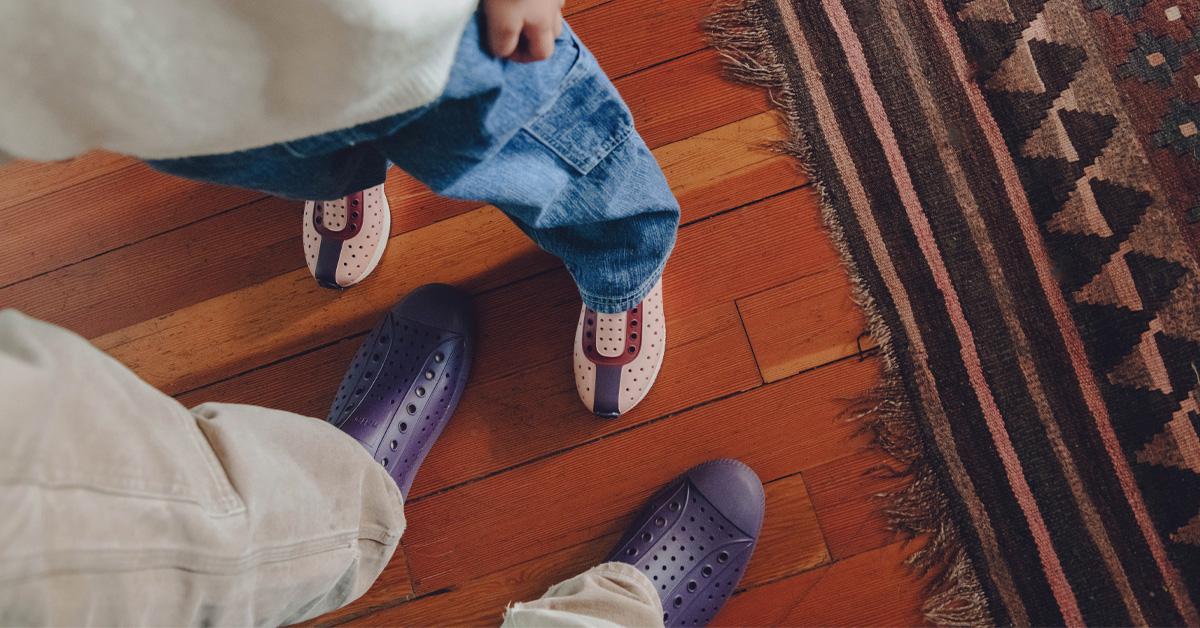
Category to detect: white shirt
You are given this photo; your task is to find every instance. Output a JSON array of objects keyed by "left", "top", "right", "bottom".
[{"left": 0, "top": 0, "right": 477, "bottom": 161}]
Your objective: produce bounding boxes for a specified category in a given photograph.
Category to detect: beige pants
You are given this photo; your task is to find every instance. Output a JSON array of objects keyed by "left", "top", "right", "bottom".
[{"left": 0, "top": 310, "right": 663, "bottom": 627}]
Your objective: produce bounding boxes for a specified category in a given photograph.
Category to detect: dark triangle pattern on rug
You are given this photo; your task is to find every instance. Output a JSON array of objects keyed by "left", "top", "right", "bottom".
[{"left": 707, "top": 0, "right": 1200, "bottom": 624}]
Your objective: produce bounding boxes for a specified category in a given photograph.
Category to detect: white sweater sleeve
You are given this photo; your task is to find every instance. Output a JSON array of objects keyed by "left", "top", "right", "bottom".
[{"left": 0, "top": 0, "right": 477, "bottom": 161}]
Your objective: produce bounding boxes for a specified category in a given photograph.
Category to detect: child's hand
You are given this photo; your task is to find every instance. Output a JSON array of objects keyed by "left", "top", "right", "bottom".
[{"left": 483, "top": 0, "right": 565, "bottom": 63}]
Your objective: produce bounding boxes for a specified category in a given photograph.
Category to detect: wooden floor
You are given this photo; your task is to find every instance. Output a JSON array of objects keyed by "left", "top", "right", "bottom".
[{"left": 0, "top": 1, "right": 928, "bottom": 625}]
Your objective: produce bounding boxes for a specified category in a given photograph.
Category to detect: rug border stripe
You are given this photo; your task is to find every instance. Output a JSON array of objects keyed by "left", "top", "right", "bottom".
[
  {"left": 770, "top": 0, "right": 1033, "bottom": 622},
  {"left": 817, "top": 1, "right": 1087, "bottom": 622}
]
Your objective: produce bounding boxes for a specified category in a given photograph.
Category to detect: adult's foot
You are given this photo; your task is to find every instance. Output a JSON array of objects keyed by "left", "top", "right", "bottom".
[
  {"left": 608, "top": 459, "right": 765, "bottom": 626},
  {"left": 573, "top": 278, "right": 666, "bottom": 417},
  {"left": 303, "top": 182, "right": 390, "bottom": 289},
  {"left": 328, "top": 284, "right": 474, "bottom": 499}
]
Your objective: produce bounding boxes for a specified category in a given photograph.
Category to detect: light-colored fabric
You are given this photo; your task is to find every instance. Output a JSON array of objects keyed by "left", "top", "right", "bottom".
[
  {"left": 0, "top": 0, "right": 477, "bottom": 161},
  {"left": 0, "top": 309, "right": 663, "bottom": 627},
  {"left": 0, "top": 310, "right": 406, "bottom": 626},
  {"left": 503, "top": 562, "right": 666, "bottom": 628}
]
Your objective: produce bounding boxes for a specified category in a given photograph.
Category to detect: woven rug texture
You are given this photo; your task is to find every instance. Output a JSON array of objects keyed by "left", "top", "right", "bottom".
[{"left": 707, "top": 0, "right": 1200, "bottom": 625}]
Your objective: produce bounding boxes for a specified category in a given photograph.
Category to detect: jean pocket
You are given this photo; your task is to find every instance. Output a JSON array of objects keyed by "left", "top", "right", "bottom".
[{"left": 524, "top": 48, "right": 634, "bottom": 175}]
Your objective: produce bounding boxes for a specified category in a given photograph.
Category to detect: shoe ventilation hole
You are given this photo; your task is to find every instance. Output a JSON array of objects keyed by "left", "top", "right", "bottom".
[
  {"left": 330, "top": 314, "right": 464, "bottom": 480},
  {"left": 312, "top": 187, "right": 387, "bottom": 282}
]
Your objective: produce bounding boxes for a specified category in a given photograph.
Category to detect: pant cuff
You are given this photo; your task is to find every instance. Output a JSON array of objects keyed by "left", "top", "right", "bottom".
[{"left": 576, "top": 258, "right": 667, "bottom": 313}]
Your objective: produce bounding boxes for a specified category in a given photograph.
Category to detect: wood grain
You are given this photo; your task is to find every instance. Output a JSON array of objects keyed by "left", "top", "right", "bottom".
[
  {"left": 0, "top": 151, "right": 134, "bottom": 212},
  {"left": 738, "top": 265, "right": 877, "bottom": 382},
  {"left": 96, "top": 184, "right": 826, "bottom": 397},
  {"left": 571, "top": 0, "right": 711, "bottom": 80},
  {"left": 805, "top": 447, "right": 910, "bottom": 561},
  {"left": 0, "top": 163, "right": 262, "bottom": 287},
  {"left": 714, "top": 541, "right": 929, "bottom": 627},
  {"left": 401, "top": 357, "right": 879, "bottom": 594},
  {"left": 0, "top": 112, "right": 800, "bottom": 339},
  {"left": 625, "top": 48, "right": 769, "bottom": 149},
  {"left": 179, "top": 287, "right": 762, "bottom": 500},
  {"left": 319, "top": 471, "right": 830, "bottom": 626}
]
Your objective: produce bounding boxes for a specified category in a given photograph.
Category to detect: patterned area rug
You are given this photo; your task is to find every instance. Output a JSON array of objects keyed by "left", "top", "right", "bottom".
[{"left": 708, "top": 0, "right": 1200, "bottom": 625}]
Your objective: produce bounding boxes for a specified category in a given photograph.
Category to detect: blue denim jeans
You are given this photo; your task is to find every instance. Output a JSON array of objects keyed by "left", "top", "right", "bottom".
[{"left": 148, "top": 15, "right": 679, "bottom": 313}]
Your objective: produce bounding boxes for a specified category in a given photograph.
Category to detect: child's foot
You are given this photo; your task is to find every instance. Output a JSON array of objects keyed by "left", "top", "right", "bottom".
[
  {"left": 303, "top": 183, "right": 391, "bottom": 289},
  {"left": 573, "top": 278, "right": 665, "bottom": 418},
  {"left": 328, "top": 284, "right": 474, "bottom": 499},
  {"left": 608, "top": 459, "right": 765, "bottom": 627}
]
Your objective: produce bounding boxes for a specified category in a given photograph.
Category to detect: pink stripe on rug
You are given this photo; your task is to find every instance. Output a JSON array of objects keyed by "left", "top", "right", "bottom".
[
  {"left": 773, "top": 2, "right": 1029, "bottom": 622},
  {"left": 922, "top": 0, "right": 1200, "bottom": 623},
  {"left": 819, "top": 0, "right": 1085, "bottom": 624}
]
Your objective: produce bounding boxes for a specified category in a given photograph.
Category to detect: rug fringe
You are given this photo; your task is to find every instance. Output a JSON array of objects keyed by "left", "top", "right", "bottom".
[{"left": 704, "top": 2, "right": 992, "bottom": 625}]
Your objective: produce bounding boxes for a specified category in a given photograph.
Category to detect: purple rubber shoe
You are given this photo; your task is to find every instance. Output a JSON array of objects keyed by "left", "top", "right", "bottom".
[
  {"left": 609, "top": 459, "right": 765, "bottom": 627},
  {"left": 328, "top": 284, "right": 474, "bottom": 499}
]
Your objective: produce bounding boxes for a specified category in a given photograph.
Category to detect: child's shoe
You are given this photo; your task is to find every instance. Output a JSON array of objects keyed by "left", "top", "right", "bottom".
[
  {"left": 574, "top": 278, "right": 665, "bottom": 418},
  {"left": 328, "top": 283, "right": 474, "bottom": 499},
  {"left": 607, "top": 459, "right": 765, "bottom": 627},
  {"left": 303, "top": 183, "right": 390, "bottom": 289}
]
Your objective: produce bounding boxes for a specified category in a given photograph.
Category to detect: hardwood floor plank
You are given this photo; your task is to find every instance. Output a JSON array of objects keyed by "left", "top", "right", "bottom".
[
  {"left": 666, "top": 186, "right": 833, "bottom": 318},
  {"left": 743, "top": 473, "right": 830, "bottom": 586},
  {"left": 1, "top": 112, "right": 798, "bottom": 339},
  {"left": 564, "top": 0, "right": 616, "bottom": 17},
  {"left": 626, "top": 48, "right": 769, "bottom": 149},
  {"left": 400, "top": 357, "right": 878, "bottom": 594},
  {"left": 179, "top": 185, "right": 833, "bottom": 497},
  {"left": 570, "top": 0, "right": 711, "bottom": 79},
  {"left": 318, "top": 470, "right": 830, "bottom": 626},
  {"left": 737, "top": 266, "right": 876, "bottom": 383},
  {"left": 178, "top": 281, "right": 762, "bottom": 500},
  {"left": 0, "top": 163, "right": 262, "bottom": 288},
  {"left": 411, "top": 299, "right": 760, "bottom": 496},
  {"left": 0, "top": 196, "right": 298, "bottom": 337},
  {"left": 805, "top": 447, "right": 908, "bottom": 561},
  {"left": 96, "top": 205, "right": 552, "bottom": 394},
  {"left": 713, "top": 541, "right": 929, "bottom": 627},
  {"left": 0, "top": 151, "right": 135, "bottom": 212},
  {"left": 659, "top": 112, "right": 804, "bottom": 221},
  {"left": 96, "top": 185, "right": 826, "bottom": 397}
]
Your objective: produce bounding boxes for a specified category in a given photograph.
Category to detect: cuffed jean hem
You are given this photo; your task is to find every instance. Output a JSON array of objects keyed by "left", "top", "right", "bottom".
[{"left": 576, "top": 253, "right": 669, "bottom": 313}]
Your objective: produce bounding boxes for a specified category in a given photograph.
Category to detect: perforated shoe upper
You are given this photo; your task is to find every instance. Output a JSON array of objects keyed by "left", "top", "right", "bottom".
[{"left": 329, "top": 284, "right": 474, "bottom": 498}]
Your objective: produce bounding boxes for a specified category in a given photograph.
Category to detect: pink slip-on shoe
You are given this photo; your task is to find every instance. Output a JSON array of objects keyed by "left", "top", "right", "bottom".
[
  {"left": 303, "top": 183, "right": 390, "bottom": 289},
  {"left": 574, "top": 278, "right": 666, "bottom": 418}
]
